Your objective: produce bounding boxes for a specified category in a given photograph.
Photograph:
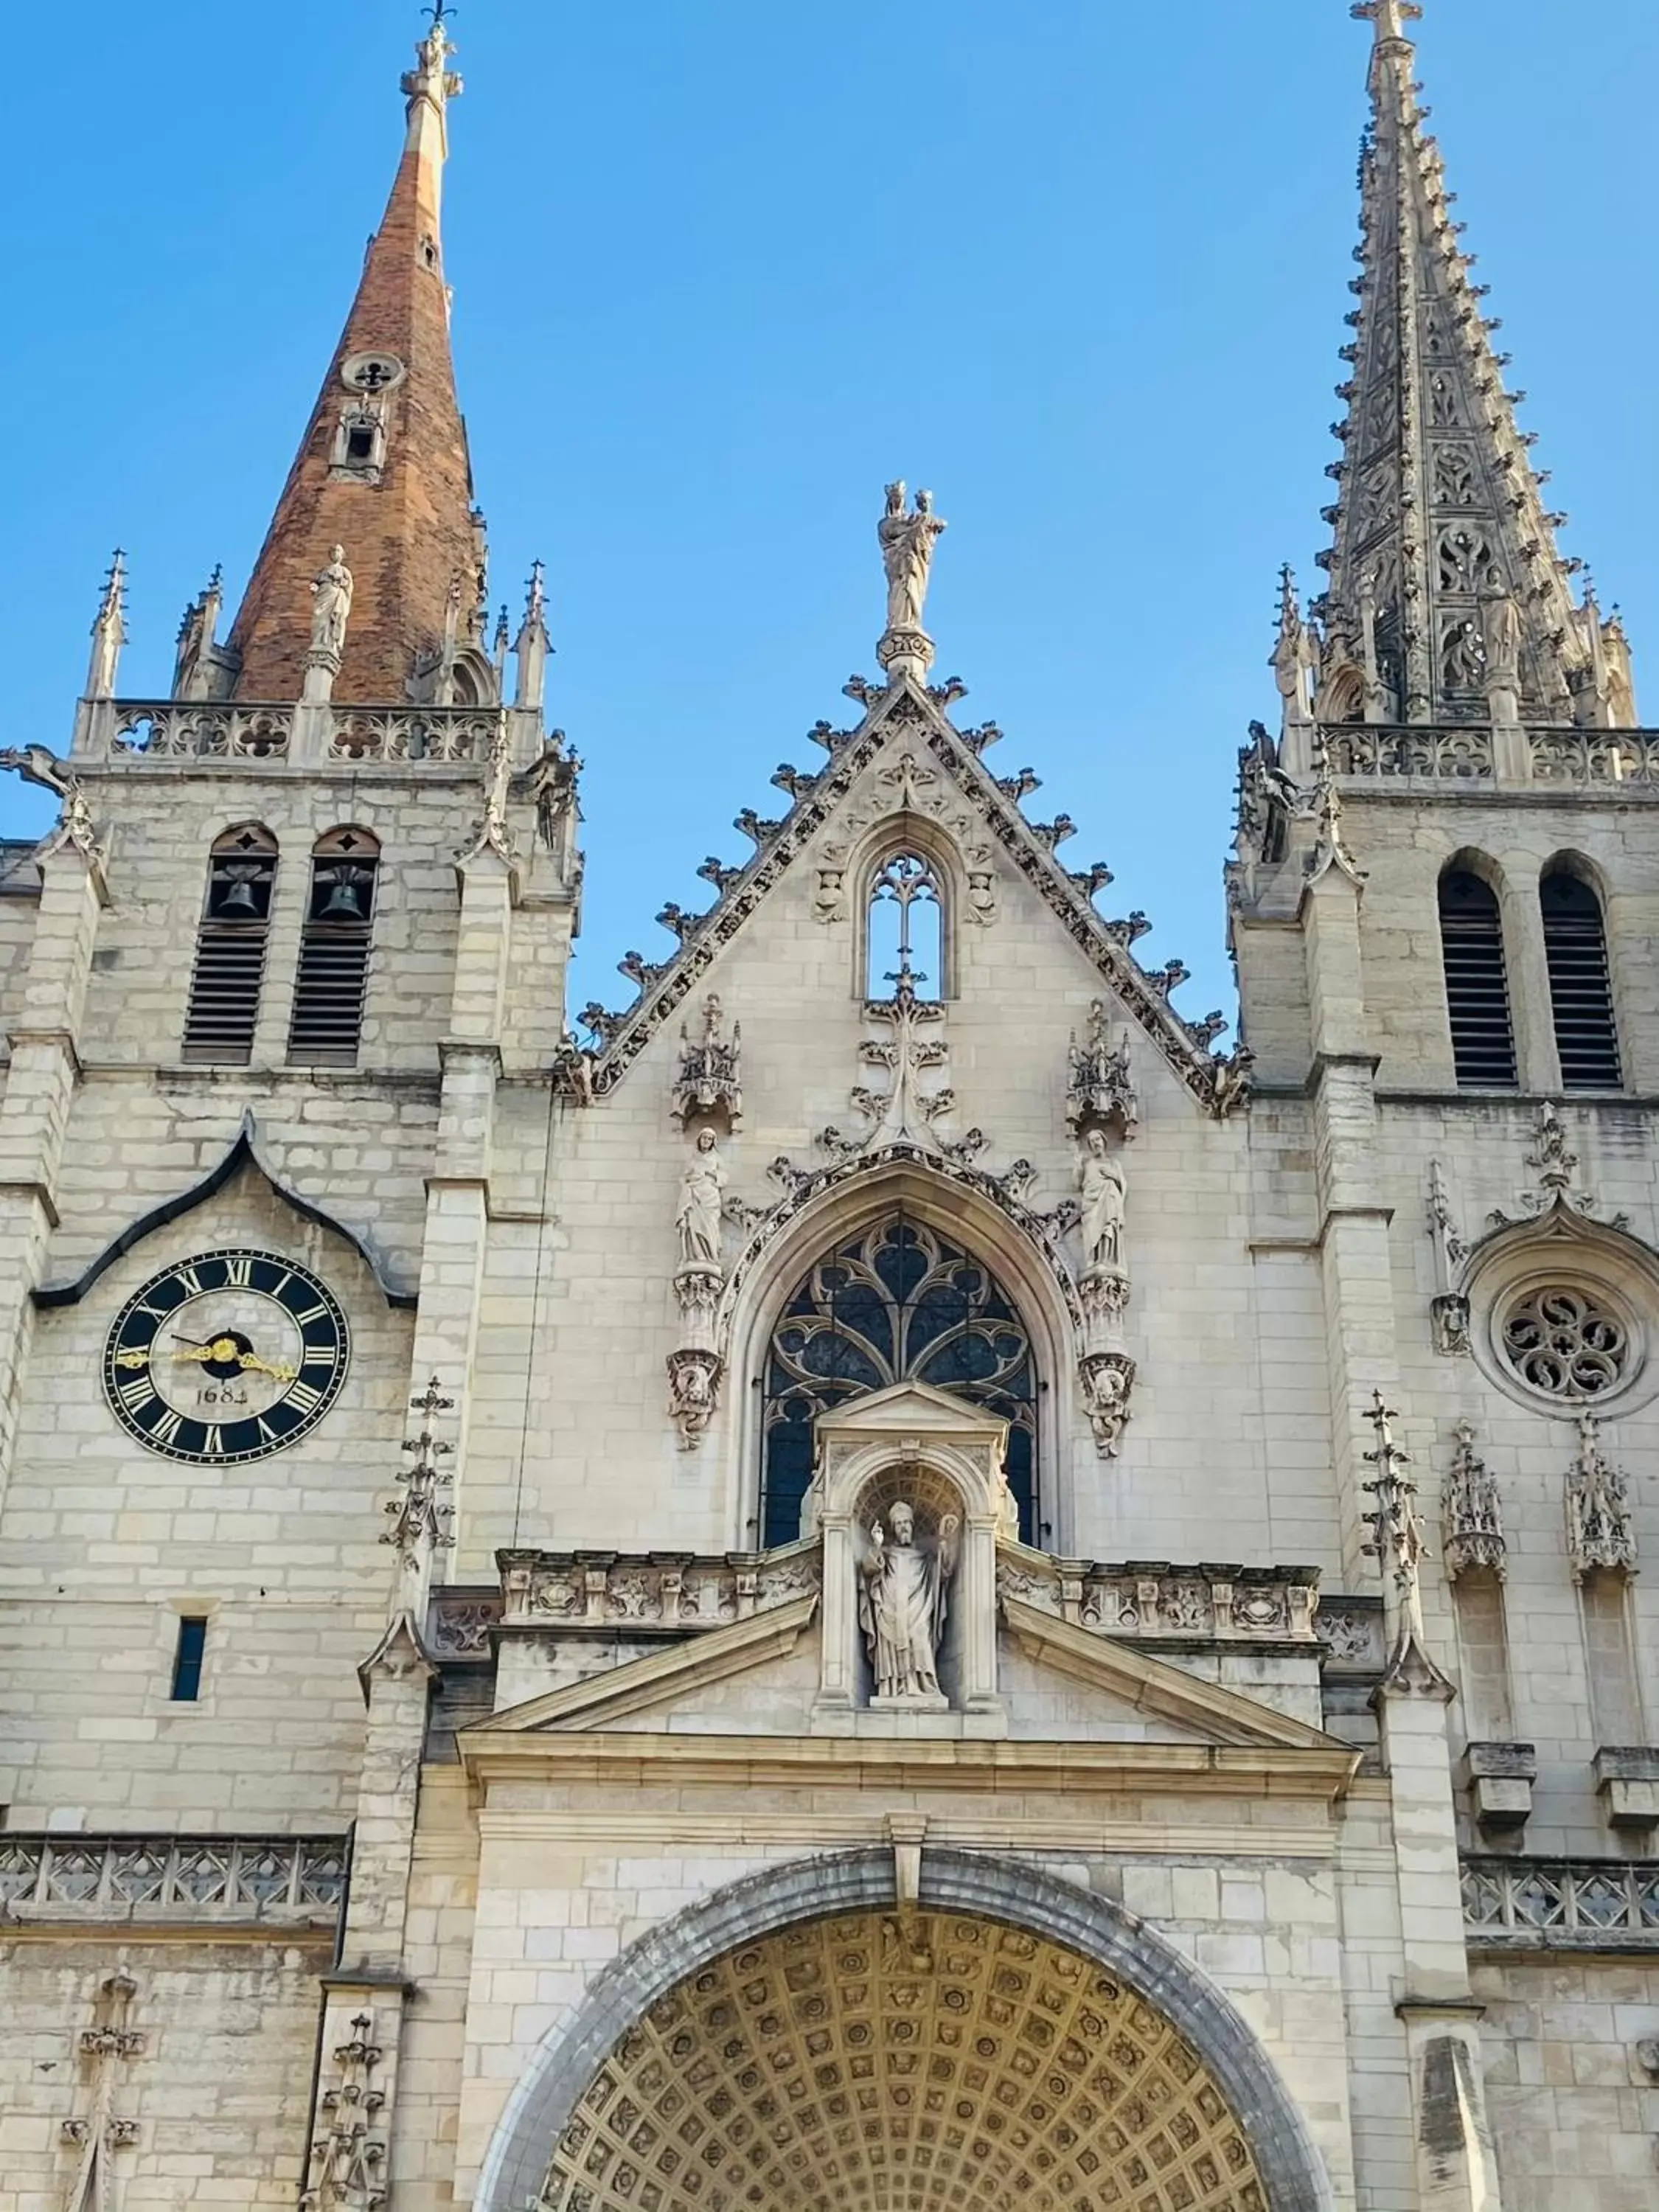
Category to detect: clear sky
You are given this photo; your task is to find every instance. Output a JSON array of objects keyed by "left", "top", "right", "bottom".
[{"left": 7, "top": 1, "right": 1658, "bottom": 1033}]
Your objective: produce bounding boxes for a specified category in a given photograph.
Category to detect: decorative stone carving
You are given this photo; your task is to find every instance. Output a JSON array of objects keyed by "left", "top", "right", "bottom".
[
  {"left": 85, "top": 549, "right": 128, "bottom": 700},
  {"left": 0, "top": 1833, "right": 347, "bottom": 1918},
  {"left": 1066, "top": 1001, "right": 1138, "bottom": 1138},
  {"left": 674, "top": 1129, "right": 727, "bottom": 1272},
  {"left": 1001, "top": 1559, "right": 1321, "bottom": 1643},
  {"left": 858, "top": 1498, "right": 959, "bottom": 1708},
  {"left": 672, "top": 994, "right": 742, "bottom": 1130},
  {"left": 498, "top": 1548, "right": 821, "bottom": 1630},
  {"left": 877, "top": 481, "right": 947, "bottom": 678},
  {"left": 310, "top": 544, "right": 355, "bottom": 658},
  {"left": 1079, "top": 1349, "right": 1136, "bottom": 1458},
  {"left": 1430, "top": 1295, "right": 1472, "bottom": 1357},
  {"left": 1488, "top": 1099, "right": 1628, "bottom": 1233},
  {"left": 666, "top": 1348, "right": 721, "bottom": 1450},
  {"left": 1426, "top": 1160, "right": 1471, "bottom": 1355},
  {"left": 1363, "top": 1391, "right": 1450, "bottom": 1695},
  {"left": 1077, "top": 1127, "right": 1127, "bottom": 1274},
  {"left": 1441, "top": 1421, "right": 1505, "bottom": 1582},
  {"left": 301, "top": 2011, "right": 387, "bottom": 2212},
  {"left": 844, "top": 970, "right": 953, "bottom": 1152},
  {"left": 60, "top": 1972, "right": 144, "bottom": 2210},
  {"left": 1565, "top": 1413, "right": 1637, "bottom": 1581},
  {"left": 383, "top": 1376, "right": 456, "bottom": 1568}
]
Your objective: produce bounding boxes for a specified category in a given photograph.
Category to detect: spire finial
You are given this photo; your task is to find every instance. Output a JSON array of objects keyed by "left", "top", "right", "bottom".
[
  {"left": 86, "top": 549, "right": 127, "bottom": 700},
  {"left": 403, "top": 0, "right": 462, "bottom": 154}
]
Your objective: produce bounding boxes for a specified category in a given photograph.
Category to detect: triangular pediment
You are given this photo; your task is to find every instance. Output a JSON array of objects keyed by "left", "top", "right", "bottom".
[
  {"left": 998, "top": 1596, "right": 1345, "bottom": 1753},
  {"left": 581, "top": 677, "right": 1244, "bottom": 1119},
  {"left": 819, "top": 1379, "right": 1008, "bottom": 1442}
]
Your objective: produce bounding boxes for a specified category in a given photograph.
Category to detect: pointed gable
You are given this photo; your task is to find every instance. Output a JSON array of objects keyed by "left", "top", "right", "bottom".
[
  {"left": 581, "top": 676, "right": 1250, "bottom": 1119},
  {"left": 226, "top": 15, "right": 481, "bottom": 704}
]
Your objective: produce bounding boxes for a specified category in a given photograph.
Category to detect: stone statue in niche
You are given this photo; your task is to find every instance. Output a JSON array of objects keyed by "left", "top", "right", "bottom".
[
  {"left": 858, "top": 1500, "right": 959, "bottom": 1705},
  {"left": 1077, "top": 1127, "right": 1127, "bottom": 1274},
  {"left": 879, "top": 483, "right": 947, "bottom": 638},
  {"left": 675, "top": 1128, "right": 727, "bottom": 1272},
  {"left": 310, "top": 545, "right": 354, "bottom": 657}
]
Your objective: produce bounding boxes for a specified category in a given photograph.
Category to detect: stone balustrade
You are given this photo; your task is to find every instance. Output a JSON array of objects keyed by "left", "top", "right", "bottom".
[
  {"left": 98, "top": 700, "right": 501, "bottom": 766},
  {"left": 495, "top": 1545, "right": 821, "bottom": 1632},
  {"left": 1326, "top": 725, "right": 1494, "bottom": 781},
  {"left": 995, "top": 1552, "right": 1322, "bottom": 1642},
  {"left": 1321, "top": 721, "right": 1659, "bottom": 791},
  {"left": 0, "top": 1833, "right": 348, "bottom": 1923},
  {"left": 1462, "top": 1855, "right": 1659, "bottom": 1950}
]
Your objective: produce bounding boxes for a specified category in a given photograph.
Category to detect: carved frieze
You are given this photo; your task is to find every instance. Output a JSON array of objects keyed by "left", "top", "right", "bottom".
[
  {"left": 995, "top": 1556, "right": 1321, "bottom": 1643},
  {"left": 498, "top": 1548, "right": 821, "bottom": 1630}
]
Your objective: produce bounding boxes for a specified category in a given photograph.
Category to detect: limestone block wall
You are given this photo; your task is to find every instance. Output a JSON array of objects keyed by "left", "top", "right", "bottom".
[
  {"left": 0, "top": 1938, "right": 326, "bottom": 2211},
  {"left": 64, "top": 768, "right": 474, "bottom": 1079},
  {"left": 0, "top": 857, "right": 40, "bottom": 1042},
  {"left": 0, "top": 1172, "right": 411, "bottom": 1826},
  {"left": 444, "top": 1800, "right": 1361, "bottom": 2212},
  {"left": 451, "top": 788, "right": 1320, "bottom": 1579},
  {"left": 1376, "top": 1099, "right": 1659, "bottom": 1854},
  {"left": 1475, "top": 1954, "right": 1659, "bottom": 2212}
]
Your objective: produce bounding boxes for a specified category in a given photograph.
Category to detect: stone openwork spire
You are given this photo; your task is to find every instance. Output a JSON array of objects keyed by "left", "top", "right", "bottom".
[
  {"left": 1315, "top": 3, "right": 1620, "bottom": 728},
  {"left": 226, "top": 6, "right": 484, "bottom": 705}
]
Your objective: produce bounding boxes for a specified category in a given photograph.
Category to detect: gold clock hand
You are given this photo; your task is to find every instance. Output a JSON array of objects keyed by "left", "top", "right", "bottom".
[
  {"left": 236, "top": 1352, "right": 299, "bottom": 1383},
  {"left": 111, "top": 1349, "right": 152, "bottom": 1370}
]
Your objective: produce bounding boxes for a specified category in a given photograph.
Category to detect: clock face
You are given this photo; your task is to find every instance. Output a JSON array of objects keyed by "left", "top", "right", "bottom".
[{"left": 102, "top": 1248, "right": 349, "bottom": 1464}]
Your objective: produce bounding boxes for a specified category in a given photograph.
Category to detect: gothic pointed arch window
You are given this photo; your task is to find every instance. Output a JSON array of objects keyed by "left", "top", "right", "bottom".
[
  {"left": 181, "top": 824, "right": 279, "bottom": 1065},
  {"left": 288, "top": 827, "right": 380, "bottom": 1066},
  {"left": 1541, "top": 863, "right": 1621, "bottom": 1091},
  {"left": 865, "top": 850, "right": 945, "bottom": 1001},
  {"left": 759, "top": 1214, "right": 1038, "bottom": 1549},
  {"left": 1438, "top": 863, "right": 1516, "bottom": 1088}
]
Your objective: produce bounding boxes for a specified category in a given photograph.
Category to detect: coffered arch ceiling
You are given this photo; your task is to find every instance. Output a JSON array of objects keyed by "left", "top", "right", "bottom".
[{"left": 539, "top": 1910, "right": 1267, "bottom": 2212}]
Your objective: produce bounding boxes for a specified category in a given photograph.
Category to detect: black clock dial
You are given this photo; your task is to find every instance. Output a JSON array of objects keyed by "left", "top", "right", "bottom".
[{"left": 102, "top": 1248, "right": 349, "bottom": 1464}]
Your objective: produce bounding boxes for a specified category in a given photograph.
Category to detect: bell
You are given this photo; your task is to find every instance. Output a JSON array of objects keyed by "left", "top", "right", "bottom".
[
  {"left": 215, "top": 866, "right": 263, "bottom": 916},
  {"left": 316, "top": 870, "right": 367, "bottom": 920}
]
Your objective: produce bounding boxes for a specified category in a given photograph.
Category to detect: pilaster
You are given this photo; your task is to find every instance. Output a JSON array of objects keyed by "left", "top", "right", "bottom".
[
  {"left": 1303, "top": 869, "right": 1400, "bottom": 1588},
  {"left": 0, "top": 837, "right": 106, "bottom": 1511}
]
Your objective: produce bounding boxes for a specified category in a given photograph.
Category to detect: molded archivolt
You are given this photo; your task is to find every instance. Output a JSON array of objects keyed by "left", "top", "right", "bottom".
[
  {"left": 479, "top": 1851, "right": 1335, "bottom": 2212},
  {"left": 30, "top": 1112, "right": 416, "bottom": 1310}
]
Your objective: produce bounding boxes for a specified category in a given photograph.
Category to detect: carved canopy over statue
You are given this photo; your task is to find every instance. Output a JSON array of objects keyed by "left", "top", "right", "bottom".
[{"left": 858, "top": 1498, "right": 959, "bottom": 1704}]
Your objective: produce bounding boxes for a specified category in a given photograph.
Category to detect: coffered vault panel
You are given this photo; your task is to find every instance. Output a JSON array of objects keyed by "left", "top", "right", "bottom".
[{"left": 539, "top": 1910, "right": 1267, "bottom": 2212}]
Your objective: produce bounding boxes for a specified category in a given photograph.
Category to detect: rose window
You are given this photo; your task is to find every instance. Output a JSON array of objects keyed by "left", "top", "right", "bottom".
[{"left": 1499, "top": 1285, "right": 1630, "bottom": 1400}]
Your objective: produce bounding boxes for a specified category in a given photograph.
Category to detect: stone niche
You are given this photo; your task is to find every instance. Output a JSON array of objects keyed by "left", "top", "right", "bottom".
[{"left": 801, "top": 1380, "right": 1016, "bottom": 1736}]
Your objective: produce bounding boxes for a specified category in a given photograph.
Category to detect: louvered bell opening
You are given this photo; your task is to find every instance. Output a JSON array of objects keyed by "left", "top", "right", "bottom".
[
  {"left": 1543, "top": 872, "right": 1622, "bottom": 1091},
  {"left": 181, "top": 835, "right": 276, "bottom": 1065},
  {"left": 288, "top": 856, "right": 377, "bottom": 1067},
  {"left": 181, "top": 927, "right": 268, "bottom": 1064},
  {"left": 1439, "top": 870, "right": 1517, "bottom": 1089}
]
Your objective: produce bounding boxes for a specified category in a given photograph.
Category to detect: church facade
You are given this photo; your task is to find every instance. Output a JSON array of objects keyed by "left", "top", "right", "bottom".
[{"left": 2, "top": 6, "right": 1657, "bottom": 2208}]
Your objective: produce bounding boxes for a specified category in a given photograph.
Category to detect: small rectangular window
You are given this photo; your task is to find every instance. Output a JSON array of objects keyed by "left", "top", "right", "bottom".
[{"left": 170, "top": 1615, "right": 208, "bottom": 1703}]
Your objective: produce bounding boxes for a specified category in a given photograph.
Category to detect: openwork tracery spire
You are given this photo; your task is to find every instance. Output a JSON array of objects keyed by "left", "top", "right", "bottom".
[{"left": 1316, "top": 2, "right": 1620, "bottom": 727}]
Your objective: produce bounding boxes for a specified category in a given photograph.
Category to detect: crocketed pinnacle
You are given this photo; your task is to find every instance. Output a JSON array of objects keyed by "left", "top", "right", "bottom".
[
  {"left": 1318, "top": 3, "right": 1595, "bottom": 724},
  {"left": 226, "top": 10, "right": 482, "bottom": 703}
]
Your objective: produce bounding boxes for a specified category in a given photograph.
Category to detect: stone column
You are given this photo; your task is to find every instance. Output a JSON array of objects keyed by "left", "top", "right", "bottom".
[{"left": 0, "top": 831, "right": 106, "bottom": 1514}]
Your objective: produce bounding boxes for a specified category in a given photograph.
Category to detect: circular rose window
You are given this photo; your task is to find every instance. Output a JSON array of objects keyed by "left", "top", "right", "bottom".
[{"left": 1498, "top": 1284, "right": 1630, "bottom": 1400}]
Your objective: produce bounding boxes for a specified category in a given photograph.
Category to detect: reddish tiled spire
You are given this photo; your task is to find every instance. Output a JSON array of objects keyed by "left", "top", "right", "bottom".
[{"left": 228, "top": 9, "right": 484, "bottom": 703}]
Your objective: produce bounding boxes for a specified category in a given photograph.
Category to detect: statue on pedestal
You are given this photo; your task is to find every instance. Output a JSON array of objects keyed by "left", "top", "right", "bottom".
[
  {"left": 858, "top": 1500, "right": 959, "bottom": 1704},
  {"left": 1078, "top": 1127, "right": 1127, "bottom": 1274},
  {"left": 675, "top": 1128, "right": 727, "bottom": 1271}
]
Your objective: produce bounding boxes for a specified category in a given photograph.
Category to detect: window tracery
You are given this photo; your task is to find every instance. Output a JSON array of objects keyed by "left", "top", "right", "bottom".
[
  {"left": 759, "top": 1214, "right": 1037, "bottom": 1548},
  {"left": 1499, "top": 1284, "right": 1630, "bottom": 1402},
  {"left": 866, "top": 850, "right": 943, "bottom": 1000}
]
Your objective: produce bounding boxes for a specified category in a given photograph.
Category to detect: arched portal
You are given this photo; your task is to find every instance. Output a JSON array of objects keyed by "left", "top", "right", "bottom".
[{"left": 478, "top": 1852, "right": 1334, "bottom": 2212}]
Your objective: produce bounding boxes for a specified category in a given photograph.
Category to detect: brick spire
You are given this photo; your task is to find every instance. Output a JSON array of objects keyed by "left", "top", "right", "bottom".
[{"left": 227, "top": 7, "right": 484, "bottom": 704}]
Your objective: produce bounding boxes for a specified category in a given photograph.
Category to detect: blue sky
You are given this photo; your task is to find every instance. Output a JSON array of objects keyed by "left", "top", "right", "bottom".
[{"left": 7, "top": 1, "right": 1658, "bottom": 1032}]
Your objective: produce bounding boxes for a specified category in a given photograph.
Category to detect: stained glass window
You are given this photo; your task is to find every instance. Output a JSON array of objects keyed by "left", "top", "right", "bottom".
[{"left": 759, "top": 1214, "right": 1037, "bottom": 1548}]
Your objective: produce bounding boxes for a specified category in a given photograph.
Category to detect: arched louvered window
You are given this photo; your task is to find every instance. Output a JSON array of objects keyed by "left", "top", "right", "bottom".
[
  {"left": 1542, "top": 866, "right": 1621, "bottom": 1091},
  {"left": 288, "top": 827, "right": 380, "bottom": 1066},
  {"left": 181, "top": 826, "right": 278, "bottom": 1065},
  {"left": 759, "top": 1214, "right": 1038, "bottom": 1550},
  {"left": 1439, "top": 867, "right": 1516, "bottom": 1088}
]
